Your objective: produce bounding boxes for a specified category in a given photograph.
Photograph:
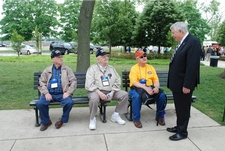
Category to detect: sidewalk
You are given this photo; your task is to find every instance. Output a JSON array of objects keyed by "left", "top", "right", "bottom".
[
  {"left": 201, "top": 59, "right": 225, "bottom": 68},
  {"left": 1, "top": 104, "right": 225, "bottom": 151}
]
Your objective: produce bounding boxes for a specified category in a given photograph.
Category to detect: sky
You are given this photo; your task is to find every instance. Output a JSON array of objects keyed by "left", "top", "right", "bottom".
[{"left": 0, "top": 0, "right": 225, "bottom": 21}]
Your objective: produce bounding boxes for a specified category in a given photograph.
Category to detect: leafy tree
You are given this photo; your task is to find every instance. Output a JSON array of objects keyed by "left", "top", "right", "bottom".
[
  {"left": 0, "top": 0, "right": 59, "bottom": 41},
  {"left": 58, "top": 0, "right": 82, "bottom": 42},
  {"left": 178, "top": 0, "right": 211, "bottom": 44},
  {"left": 198, "top": 0, "right": 222, "bottom": 40},
  {"left": 32, "top": 26, "right": 42, "bottom": 54},
  {"left": 76, "top": 0, "right": 95, "bottom": 72},
  {"left": 10, "top": 30, "right": 24, "bottom": 57},
  {"left": 133, "top": 0, "right": 184, "bottom": 53},
  {"left": 92, "top": 0, "right": 137, "bottom": 53},
  {"left": 215, "top": 21, "right": 225, "bottom": 46}
]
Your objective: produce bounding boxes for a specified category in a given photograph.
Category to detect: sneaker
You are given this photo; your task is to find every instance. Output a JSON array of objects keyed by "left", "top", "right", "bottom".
[
  {"left": 111, "top": 112, "right": 125, "bottom": 125},
  {"left": 89, "top": 117, "right": 96, "bottom": 130}
]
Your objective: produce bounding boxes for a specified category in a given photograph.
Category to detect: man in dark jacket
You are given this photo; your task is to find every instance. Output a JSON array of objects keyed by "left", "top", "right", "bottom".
[{"left": 167, "top": 22, "right": 201, "bottom": 141}]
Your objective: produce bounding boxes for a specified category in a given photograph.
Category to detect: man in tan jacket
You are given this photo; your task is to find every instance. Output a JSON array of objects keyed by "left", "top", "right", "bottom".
[
  {"left": 85, "top": 48, "right": 128, "bottom": 130},
  {"left": 37, "top": 50, "right": 77, "bottom": 131}
]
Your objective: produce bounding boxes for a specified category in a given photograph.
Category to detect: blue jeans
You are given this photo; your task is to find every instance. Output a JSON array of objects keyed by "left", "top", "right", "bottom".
[
  {"left": 36, "top": 94, "right": 74, "bottom": 125},
  {"left": 129, "top": 89, "right": 166, "bottom": 122}
]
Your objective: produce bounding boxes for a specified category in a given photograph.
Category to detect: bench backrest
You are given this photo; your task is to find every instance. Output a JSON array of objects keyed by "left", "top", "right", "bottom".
[
  {"left": 122, "top": 70, "right": 169, "bottom": 91},
  {"left": 34, "top": 71, "right": 87, "bottom": 97}
]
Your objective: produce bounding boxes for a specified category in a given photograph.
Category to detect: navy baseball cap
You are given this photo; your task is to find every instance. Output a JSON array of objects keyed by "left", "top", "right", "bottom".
[
  {"left": 51, "top": 50, "right": 61, "bottom": 58},
  {"left": 96, "top": 48, "right": 109, "bottom": 57}
]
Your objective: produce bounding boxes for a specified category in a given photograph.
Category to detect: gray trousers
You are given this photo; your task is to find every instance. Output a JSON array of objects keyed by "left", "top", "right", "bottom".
[{"left": 88, "top": 90, "right": 128, "bottom": 120}]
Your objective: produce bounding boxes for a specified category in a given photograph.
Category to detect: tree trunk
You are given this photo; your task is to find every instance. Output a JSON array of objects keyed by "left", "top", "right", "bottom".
[{"left": 76, "top": 0, "right": 95, "bottom": 72}]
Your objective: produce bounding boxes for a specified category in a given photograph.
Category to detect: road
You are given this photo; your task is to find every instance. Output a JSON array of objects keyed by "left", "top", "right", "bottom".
[{"left": 0, "top": 47, "right": 50, "bottom": 56}]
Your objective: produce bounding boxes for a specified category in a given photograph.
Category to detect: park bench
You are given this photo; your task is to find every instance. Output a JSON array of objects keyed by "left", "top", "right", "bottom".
[
  {"left": 30, "top": 71, "right": 110, "bottom": 127},
  {"left": 122, "top": 70, "right": 197, "bottom": 121}
]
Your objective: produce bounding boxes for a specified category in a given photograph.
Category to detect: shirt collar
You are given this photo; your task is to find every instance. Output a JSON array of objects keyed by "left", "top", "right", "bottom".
[{"left": 180, "top": 32, "right": 189, "bottom": 44}]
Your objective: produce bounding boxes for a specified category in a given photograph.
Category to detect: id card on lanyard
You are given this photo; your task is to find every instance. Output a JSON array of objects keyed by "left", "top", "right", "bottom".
[{"left": 101, "top": 76, "right": 110, "bottom": 86}]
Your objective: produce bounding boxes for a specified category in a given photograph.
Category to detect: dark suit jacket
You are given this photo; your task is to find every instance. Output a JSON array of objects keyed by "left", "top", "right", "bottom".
[{"left": 167, "top": 34, "right": 201, "bottom": 92}]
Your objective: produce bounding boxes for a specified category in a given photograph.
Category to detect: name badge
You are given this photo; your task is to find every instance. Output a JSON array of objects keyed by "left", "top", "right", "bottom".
[
  {"left": 51, "top": 83, "right": 58, "bottom": 88},
  {"left": 101, "top": 76, "right": 110, "bottom": 86},
  {"left": 51, "top": 78, "right": 58, "bottom": 88}
]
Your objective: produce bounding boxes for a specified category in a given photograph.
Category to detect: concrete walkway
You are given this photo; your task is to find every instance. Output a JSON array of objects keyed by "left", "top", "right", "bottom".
[
  {"left": 1, "top": 104, "right": 225, "bottom": 151},
  {"left": 201, "top": 59, "right": 225, "bottom": 68}
]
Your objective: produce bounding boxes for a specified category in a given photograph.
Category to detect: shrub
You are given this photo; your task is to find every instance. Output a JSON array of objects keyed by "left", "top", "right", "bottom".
[{"left": 111, "top": 51, "right": 172, "bottom": 60}]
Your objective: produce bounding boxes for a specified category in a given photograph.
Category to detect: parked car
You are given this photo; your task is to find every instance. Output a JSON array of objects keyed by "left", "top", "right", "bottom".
[
  {"left": 0, "top": 44, "right": 6, "bottom": 47},
  {"left": 91, "top": 43, "right": 101, "bottom": 50},
  {"left": 49, "top": 42, "right": 75, "bottom": 55},
  {"left": 74, "top": 43, "right": 98, "bottom": 54},
  {"left": 20, "top": 45, "right": 39, "bottom": 55}
]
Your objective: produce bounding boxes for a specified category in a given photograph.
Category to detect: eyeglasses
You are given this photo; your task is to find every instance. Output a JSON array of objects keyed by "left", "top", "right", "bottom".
[{"left": 139, "top": 55, "right": 147, "bottom": 59}]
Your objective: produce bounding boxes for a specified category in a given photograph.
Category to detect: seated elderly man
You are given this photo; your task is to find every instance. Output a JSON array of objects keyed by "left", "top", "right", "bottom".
[
  {"left": 37, "top": 50, "right": 77, "bottom": 131},
  {"left": 129, "top": 50, "right": 167, "bottom": 128},
  {"left": 85, "top": 48, "right": 128, "bottom": 130}
]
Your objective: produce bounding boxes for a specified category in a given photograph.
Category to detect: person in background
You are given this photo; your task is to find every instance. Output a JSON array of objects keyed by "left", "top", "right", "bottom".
[
  {"left": 129, "top": 50, "right": 167, "bottom": 128},
  {"left": 85, "top": 48, "right": 128, "bottom": 130},
  {"left": 201, "top": 46, "right": 205, "bottom": 61},
  {"left": 167, "top": 22, "right": 201, "bottom": 141},
  {"left": 37, "top": 50, "right": 77, "bottom": 131},
  {"left": 206, "top": 46, "right": 213, "bottom": 61}
]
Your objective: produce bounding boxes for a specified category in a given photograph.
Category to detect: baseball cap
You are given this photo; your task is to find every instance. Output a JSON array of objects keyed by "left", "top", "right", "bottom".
[
  {"left": 135, "top": 50, "right": 145, "bottom": 57},
  {"left": 51, "top": 50, "right": 62, "bottom": 58},
  {"left": 96, "top": 48, "right": 109, "bottom": 57}
]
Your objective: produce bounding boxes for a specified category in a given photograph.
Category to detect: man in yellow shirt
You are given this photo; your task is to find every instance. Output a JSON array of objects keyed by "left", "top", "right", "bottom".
[{"left": 129, "top": 50, "right": 167, "bottom": 128}]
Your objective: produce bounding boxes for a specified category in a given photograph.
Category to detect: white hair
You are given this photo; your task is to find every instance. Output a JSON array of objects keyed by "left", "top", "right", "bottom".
[{"left": 170, "top": 22, "right": 188, "bottom": 33}]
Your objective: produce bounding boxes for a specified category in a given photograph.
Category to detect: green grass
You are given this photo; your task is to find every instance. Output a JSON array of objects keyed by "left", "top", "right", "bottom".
[{"left": 0, "top": 54, "right": 225, "bottom": 126}]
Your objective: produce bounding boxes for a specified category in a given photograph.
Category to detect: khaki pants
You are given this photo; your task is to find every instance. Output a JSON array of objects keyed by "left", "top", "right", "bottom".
[
  {"left": 206, "top": 53, "right": 211, "bottom": 61},
  {"left": 88, "top": 90, "right": 128, "bottom": 120}
]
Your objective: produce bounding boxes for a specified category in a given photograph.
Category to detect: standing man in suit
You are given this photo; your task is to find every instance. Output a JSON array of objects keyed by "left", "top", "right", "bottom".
[{"left": 167, "top": 22, "right": 201, "bottom": 141}]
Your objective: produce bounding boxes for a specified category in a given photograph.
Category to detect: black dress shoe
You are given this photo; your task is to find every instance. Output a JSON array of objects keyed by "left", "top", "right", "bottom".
[
  {"left": 166, "top": 127, "right": 177, "bottom": 133},
  {"left": 169, "top": 133, "right": 187, "bottom": 141}
]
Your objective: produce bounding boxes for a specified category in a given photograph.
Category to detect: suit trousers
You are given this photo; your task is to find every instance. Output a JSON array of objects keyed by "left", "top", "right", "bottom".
[
  {"left": 88, "top": 90, "right": 128, "bottom": 120},
  {"left": 36, "top": 94, "right": 74, "bottom": 125},
  {"left": 173, "top": 91, "right": 193, "bottom": 136}
]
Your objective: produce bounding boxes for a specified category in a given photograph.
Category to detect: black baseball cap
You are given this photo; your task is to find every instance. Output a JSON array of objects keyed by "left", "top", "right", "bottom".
[
  {"left": 96, "top": 48, "right": 109, "bottom": 57},
  {"left": 51, "top": 50, "right": 61, "bottom": 58}
]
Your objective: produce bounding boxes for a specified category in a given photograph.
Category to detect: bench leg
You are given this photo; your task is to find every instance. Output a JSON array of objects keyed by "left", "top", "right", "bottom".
[
  {"left": 125, "top": 98, "right": 133, "bottom": 121},
  {"left": 34, "top": 106, "right": 40, "bottom": 127},
  {"left": 99, "top": 102, "right": 107, "bottom": 123},
  {"left": 223, "top": 105, "right": 225, "bottom": 122}
]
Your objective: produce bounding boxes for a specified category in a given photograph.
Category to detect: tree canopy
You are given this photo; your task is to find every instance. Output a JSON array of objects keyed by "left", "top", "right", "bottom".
[
  {"left": 0, "top": 0, "right": 59, "bottom": 41},
  {"left": 178, "top": 0, "right": 210, "bottom": 44},
  {"left": 91, "top": 0, "right": 137, "bottom": 53},
  {"left": 132, "top": 0, "right": 184, "bottom": 53},
  {"left": 216, "top": 21, "right": 225, "bottom": 46},
  {"left": 58, "top": 0, "right": 82, "bottom": 42}
]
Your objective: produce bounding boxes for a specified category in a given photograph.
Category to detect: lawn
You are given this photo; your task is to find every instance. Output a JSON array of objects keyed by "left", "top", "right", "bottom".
[{"left": 0, "top": 54, "right": 224, "bottom": 126}]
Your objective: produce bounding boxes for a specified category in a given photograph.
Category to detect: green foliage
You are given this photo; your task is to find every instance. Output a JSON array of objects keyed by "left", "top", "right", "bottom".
[
  {"left": 58, "top": 0, "right": 82, "bottom": 42},
  {"left": 132, "top": 0, "right": 184, "bottom": 52},
  {"left": 215, "top": 21, "right": 225, "bottom": 46},
  {"left": 10, "top": 30, "right": 24, "bottom": 57},
  {"left": 111, "top": 51, "right": 172, "bottom": 60},
  {"left": 199, "top": 0, "right": 222, "bottom": 40},
  {"left": 0, "top": 0, "right": 59, "bottom": 41},
  {"left": 33, "top": 26, "right": 42, "bottom": 53},
  {"left": 92, "top": 0, "right": 138, "bottom": 50},
  {"left": 178, "top": 1, "right": 210, "bottom": 44}
]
